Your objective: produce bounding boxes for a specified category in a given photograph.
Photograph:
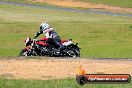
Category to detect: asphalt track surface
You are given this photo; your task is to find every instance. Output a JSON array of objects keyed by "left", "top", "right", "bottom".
[{"left": 0, "top": 1, "right": 132, "bottom": 17}]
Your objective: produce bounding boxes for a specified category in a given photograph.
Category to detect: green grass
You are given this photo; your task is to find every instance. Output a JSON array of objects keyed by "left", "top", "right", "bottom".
[
  {"left": 2, "top": 0, "right": 132, "bottom": 8},
  {"left": 75, "top": 0, "right": 132, "bottom": 8},
  {"left": 0, "top": 0, "right": 30, "bottom": 4},
  {"left": 0, "top": 0, "right": 53, "bottom": 7},
  {"left": 0, "top": 4, "right": 132, "bottom": 58},
  {"left": 0, "top": 78, "right": 131, "bottom": 88},
  {"left": 0, "top": 0, "right": 36, "bottom": 4}
]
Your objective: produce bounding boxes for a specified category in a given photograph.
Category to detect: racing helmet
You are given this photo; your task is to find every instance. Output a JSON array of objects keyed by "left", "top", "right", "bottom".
[{"left": 40, "top": 22, "right": 49, "bottom": 31}]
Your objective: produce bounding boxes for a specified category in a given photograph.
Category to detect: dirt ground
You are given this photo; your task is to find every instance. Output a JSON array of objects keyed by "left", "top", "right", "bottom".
[
  {"left": 0, "top": 57, "right": 132, "bottom": 80},
  {"left": 29, "top": 0, "right": 132, "bottom": 12}
]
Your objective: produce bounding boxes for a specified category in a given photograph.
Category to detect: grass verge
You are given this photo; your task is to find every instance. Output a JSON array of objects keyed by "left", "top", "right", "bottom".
[
  {"left": 1, "top": 0, "right": 132, "bottom": 8},
  {"left": 0, "top": 3, "right": 132, "bottom": 58},
  {"left": 0, "top": 78, "right": 131, "bottom": 88},
  {"left": 75, "top": 0, "right": 132, "bottom": 8}
]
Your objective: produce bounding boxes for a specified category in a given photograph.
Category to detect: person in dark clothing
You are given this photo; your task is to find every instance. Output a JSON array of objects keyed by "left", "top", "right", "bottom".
[{"left": 34, "top": 22, "right": 63, "bottom": 50}]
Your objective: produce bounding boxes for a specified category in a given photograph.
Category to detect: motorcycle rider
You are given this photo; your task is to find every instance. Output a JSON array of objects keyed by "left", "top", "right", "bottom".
[{"left": 34, "top": 22, "right": 63, "bottom": 52}]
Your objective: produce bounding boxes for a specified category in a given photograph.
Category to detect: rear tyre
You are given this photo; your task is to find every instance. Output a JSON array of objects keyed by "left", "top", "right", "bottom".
[{"left": 67, "top": 49, "right": 80, "bottom": 57}]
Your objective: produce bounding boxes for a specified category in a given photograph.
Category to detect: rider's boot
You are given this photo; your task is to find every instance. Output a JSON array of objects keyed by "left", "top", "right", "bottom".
[{"left": 57, "top": 45, "right": 64, "bottom": 53}]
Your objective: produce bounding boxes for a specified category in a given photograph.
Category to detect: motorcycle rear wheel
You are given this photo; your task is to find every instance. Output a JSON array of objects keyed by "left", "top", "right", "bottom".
[{"left": 66, "top": 49, "right": 80, "bottom": 57}]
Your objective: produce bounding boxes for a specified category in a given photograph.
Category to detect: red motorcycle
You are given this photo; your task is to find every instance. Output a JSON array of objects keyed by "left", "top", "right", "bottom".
[{"left": 19, "top": 36, "right": 80, "bottom": 57}]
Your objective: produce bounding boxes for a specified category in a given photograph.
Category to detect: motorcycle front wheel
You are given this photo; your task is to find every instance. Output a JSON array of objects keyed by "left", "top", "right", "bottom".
[{"left": 19, "top": 49, "right": 37, "bottom": 56}]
